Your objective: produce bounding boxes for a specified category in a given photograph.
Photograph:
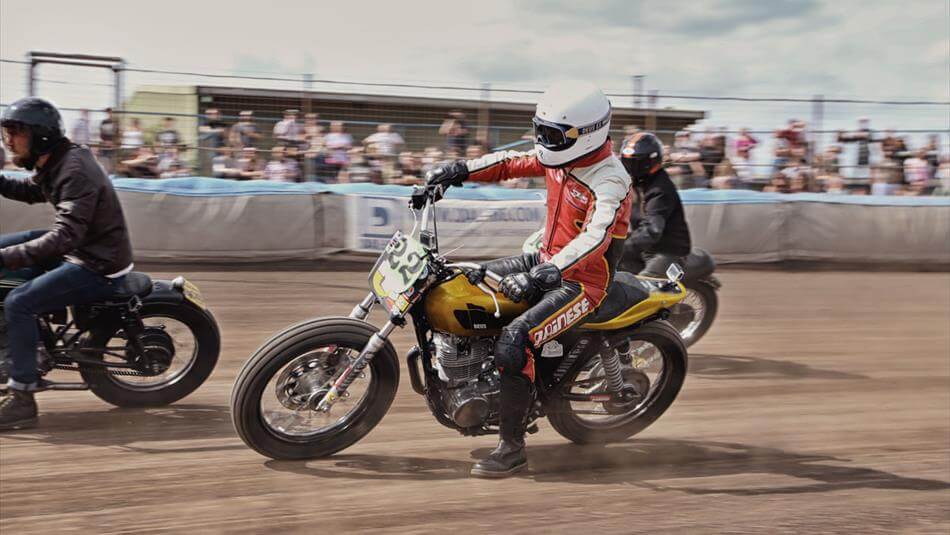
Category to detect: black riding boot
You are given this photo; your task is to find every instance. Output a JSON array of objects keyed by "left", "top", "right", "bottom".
[
  {"left": 471, "top": 373, "right": 532, "bottom": 478},
  {"left": 0, "top": 388, "right": 38, "bottom": 430}
]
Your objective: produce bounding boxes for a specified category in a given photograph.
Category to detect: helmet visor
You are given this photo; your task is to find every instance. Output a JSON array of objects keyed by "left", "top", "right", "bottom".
[
  {"left": 532, "top": 117, "right": 576, "bottom": 152},
  {"left": 532, "top": 109, "right": 611, "bottom": 152}
]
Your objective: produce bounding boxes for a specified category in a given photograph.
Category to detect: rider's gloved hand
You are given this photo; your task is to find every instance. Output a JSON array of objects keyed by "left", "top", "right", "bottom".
[
  {"left": 425, "top": 161, "right": 469, "bottom": 189},
  {"left": 463, "top": 265, "right": 486, "bottom": 286},
  {"left": 499, "top": 262, "right": 561, "bottom": 303}
]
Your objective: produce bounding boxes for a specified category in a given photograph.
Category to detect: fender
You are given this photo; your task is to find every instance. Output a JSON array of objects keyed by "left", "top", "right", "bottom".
[{"left": 142, "top": 278, "right": 188, "bottom": 306}]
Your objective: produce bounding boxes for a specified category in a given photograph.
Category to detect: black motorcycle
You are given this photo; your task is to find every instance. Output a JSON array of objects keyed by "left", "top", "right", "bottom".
[
  {"left": 620, "top": 248, "right": 720, "bottom": 347},
  {"left": 0, "top": 269, "right": 220, "bottom": 406}
]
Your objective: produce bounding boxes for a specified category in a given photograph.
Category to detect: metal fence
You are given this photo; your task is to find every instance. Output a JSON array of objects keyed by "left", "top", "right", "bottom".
[{"left": 1, "top": 52, "right": 949, "bottom": 194}]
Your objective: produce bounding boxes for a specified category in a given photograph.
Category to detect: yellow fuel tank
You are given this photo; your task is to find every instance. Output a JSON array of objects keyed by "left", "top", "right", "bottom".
[{"left": 424, "top": 275, "right": 529, "bottom": 336}]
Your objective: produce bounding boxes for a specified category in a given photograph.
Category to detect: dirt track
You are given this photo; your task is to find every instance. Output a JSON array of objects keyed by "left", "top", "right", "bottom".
[{"left": 1, "top": 270, "right": 948, "bottom": 534}]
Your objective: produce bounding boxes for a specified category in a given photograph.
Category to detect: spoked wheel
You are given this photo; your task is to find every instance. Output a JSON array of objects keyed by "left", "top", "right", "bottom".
[
  {"left": 231, "top": 317, "right": 399, "bottom": 460},
  {"left": 81, "top": 303, "right": 220, "bottom": 407},
  {"left": 667, "top": 281, "right": 718, "bottom": 347},
  {"left": 548, "top": 320, "right": 687, "bottom": 444}
]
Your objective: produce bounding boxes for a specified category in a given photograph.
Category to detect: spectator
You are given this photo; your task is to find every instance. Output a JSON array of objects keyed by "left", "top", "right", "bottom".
[
  {"left": 870, "top": 165, "right": 900, "bottom": 196},
  {"left": 710, "top": 160, "right": 739, "bottom": 189},
  {"left": 903, "top": 149, "right": 930, "bottom": 188},
  {"left": 781, "top": 158, "right": 816, "bottom": 193},
  {"left": 823, "top": 173, "right": 847, "bottom": 195},
  {"left": 667, "top": 130, "right": 704, "bottom": 188},
  {"left": 156, "top": 117, "right": 181, "bottom": 148},
  {"left": 324, "top": 121, "right": 353, "bottom": 179},
  {"left": 211, "top": 147, "right": 241, "bottom": 179},
  {"left": 439, "top": 110, "right": 469, "bottom": 153},
  {"left": 71, "top": 108, "right": 92, "bottom": 146},
  {"left": 420, "top": 146, "right": 444, "bottom": 176},
  {"left": 120, "top": 117, "right": 145, "bottom": 157},
  {"left": 922, "top": 134, "right": 941, "bottom": 179},
  {"left": 337, "top": 147, "right": 376, "bottom": 183},
  {"left": 763, "top": 172, "right": 790, "bottom": 193},
  {"left": 837, "top": 117, "right": 872, "bottom": 180},
  {"left": 364, "top": 123, "right": 404, "bottom": 158},
  {"left": 230, "top": 110, "right": 261, "bottom": 149},
  {"left": 118, "top": 145, "right": 158, "bottom": 178},
  {"left": 465, "top": 144, "right": 486, "bottom": 159},
  {"left": 263, "top": 146, "right": 300, "bottom": 182},
  {"left": 98, "top": 107, "right": 119, "bottom": 173},
  {"left": 364, "top": 123, "right": 405, "bottom": 181},
  {"left": 731, "top": 128, "right": 758, "bottom": 183},
  {"left": 199, "top": 108, "right": 228, "bottom": 175},
  {"left": 817, "top": 144, "right": 843, "bottom": 177},
  {"left": 301, "top": 113, "right": 326, "bottom": 181},
  {"left": 397, "top": 151, "right": 423, "bottom": 183},
  {"left": 156, "top": 146, "right": 191, "bottom": 178},
  {"left": 698, "top": 127, "right": 724, "bottom": 185},
  {"left": 235, "top": 147, "right": 265, "bottom": 180},
  {"left": 932, "top": 155, "right": 950, "bottom": 196},
  {"left": 273, "top": 109, "right": 303, "bottom": 147}
]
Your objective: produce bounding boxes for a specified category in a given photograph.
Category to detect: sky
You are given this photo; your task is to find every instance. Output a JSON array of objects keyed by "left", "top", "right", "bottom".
[{"left": 1, "top": 0, "right": 948, "bottom": 156}]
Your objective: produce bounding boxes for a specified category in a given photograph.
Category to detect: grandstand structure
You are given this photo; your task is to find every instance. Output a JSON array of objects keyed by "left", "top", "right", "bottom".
[{"left": 123, "top": 84, "right": 706, "bottom": 152}]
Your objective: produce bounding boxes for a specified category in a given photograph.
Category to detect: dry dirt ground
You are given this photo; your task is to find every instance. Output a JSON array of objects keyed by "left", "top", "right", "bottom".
[{"left": 1, "top": 270, "right": 948, "bottom": 534}]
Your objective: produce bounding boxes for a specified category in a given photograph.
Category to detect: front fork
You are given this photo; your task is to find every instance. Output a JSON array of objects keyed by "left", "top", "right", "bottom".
[{"left": 316, "top": 293, "right": 392, "bottom": 412}]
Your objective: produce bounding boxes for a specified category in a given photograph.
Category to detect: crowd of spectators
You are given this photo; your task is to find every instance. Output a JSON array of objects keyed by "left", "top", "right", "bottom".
[
  {"left": 2, "top": 106, "right": 946, "bottom": 196},
  {"left": 199, "top": 108, "right": 492, "bottom": 186},
  {"left": 655, "top": 118, "right": 948, "bottom": 196}
]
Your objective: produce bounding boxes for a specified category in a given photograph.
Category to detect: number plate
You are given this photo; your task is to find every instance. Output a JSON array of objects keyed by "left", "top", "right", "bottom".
[
  {"left": 181, "top": 280, "right": 207, "bottom": 309},
  {"left": 368, "top": 231, "right": 428, "bottom": 313}
]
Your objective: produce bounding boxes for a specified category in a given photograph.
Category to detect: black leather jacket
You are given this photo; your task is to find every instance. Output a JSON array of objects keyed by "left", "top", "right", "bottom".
[
  {"left": 0, "top": 141, "right": 134, "bottom": 275},
  {"left": 626, "top": 168, "right": 692, "bottom": 257}
]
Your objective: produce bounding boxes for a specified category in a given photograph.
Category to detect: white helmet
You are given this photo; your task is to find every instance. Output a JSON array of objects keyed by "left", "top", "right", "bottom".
[{"left": 533, "top": 80, "right": 612, "bottom": 167}]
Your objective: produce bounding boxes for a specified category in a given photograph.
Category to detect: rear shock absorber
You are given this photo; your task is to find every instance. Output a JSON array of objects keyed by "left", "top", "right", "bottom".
[{"left": 600, "top": 348, "right": 626, "bottom": 394}]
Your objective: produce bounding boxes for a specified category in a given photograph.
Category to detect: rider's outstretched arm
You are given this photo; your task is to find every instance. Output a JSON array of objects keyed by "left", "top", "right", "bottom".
[
  {"left": 465, "top": 149, "right": 546, "bottom": 183},
  {"left": 0, "top": 174, "right": 45, "bottom": 204}
]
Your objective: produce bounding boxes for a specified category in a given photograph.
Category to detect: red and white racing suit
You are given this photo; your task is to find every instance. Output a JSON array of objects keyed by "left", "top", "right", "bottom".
[{"left": 465, "top": 140, "right": 632, "bottom": 350}]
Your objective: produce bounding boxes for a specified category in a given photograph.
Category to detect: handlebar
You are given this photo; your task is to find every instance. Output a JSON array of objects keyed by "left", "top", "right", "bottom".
[{"left": 445, "top": 262, "right": 503, "bottom": 318}]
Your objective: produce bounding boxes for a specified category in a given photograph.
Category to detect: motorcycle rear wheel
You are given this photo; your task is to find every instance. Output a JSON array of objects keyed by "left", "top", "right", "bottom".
[{"left": 548, "top": 320, "right": 687, "bottom": 444}]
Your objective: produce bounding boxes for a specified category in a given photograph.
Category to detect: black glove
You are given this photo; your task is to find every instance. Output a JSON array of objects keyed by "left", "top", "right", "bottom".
[
  {"left": 425, "top": 160, "right": 469, "bottom": 189},
  {"left": 463, "top": 265, "right": 486, "bottom": 285},
  {"left": 499, "top": 262, "right": 561, "bottom": 303}
]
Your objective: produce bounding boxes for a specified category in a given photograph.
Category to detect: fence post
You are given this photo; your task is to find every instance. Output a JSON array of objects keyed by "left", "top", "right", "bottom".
[
  {"left": 26, "top": 54, "right": 36, "bottom": 96},
  {"left": 811, "top": 94, "right": 824, "bottom": 164},
  {"left": 478, "top": 82, "right": 491, "bottom": 148}
]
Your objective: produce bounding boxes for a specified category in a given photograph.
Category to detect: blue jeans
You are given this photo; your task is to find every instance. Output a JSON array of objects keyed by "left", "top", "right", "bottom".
[{"left": 1, "top": 230, "right": 125, "bottom": 389}]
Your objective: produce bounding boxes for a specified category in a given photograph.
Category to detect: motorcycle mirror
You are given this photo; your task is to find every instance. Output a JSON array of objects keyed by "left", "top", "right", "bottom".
[{"left": 666, "top": 263, "right": 684, "bottom": 283}]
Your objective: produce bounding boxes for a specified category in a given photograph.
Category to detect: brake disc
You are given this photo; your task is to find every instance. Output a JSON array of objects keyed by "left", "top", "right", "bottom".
[{"left": 274, "top": 352, "right": 340, "bottom": 411}]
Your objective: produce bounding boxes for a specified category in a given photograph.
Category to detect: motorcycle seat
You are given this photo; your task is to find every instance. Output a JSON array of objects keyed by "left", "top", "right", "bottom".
[
  {"left": 111, "top": 272, "right": 154, "bottom": 300},
  {"left": 583, "top": 271, "right": 651, "bottom": 325},
  {"left": 684, "top": 248, "right": 715, "bottom": 280}
]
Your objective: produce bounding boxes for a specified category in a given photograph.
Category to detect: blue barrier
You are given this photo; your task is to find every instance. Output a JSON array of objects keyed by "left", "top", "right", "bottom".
[{"left": 2, "top": 171, "right": 948, "bottom": 206}]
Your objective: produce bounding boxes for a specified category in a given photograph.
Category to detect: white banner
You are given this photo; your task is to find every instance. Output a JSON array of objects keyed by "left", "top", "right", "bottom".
[{"left": 345, "top": 195, "right": 546, "bottom": 258}]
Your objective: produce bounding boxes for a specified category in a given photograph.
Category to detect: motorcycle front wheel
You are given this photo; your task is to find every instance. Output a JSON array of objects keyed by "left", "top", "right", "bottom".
[{"left": 230, "top": 317, "right": 399, "bottom": 460}]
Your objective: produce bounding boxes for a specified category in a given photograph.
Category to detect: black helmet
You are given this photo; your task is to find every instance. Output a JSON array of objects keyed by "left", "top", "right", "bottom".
[
  {"left": 1, "top": 97, "right": 66, "bottom": 170},
  {"left": 620, "top": 132, "right": 664, "bottom": 184}
]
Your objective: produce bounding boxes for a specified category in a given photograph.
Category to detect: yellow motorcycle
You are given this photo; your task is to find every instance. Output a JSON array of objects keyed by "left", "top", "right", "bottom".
[{"left": 231, "top": 187, "right": 689, "bottom": 460}]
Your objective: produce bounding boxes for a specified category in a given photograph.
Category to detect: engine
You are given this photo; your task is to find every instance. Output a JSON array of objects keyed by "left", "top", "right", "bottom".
[{"left": 431, "top": 332, "right": 499, "bottom": 428}]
